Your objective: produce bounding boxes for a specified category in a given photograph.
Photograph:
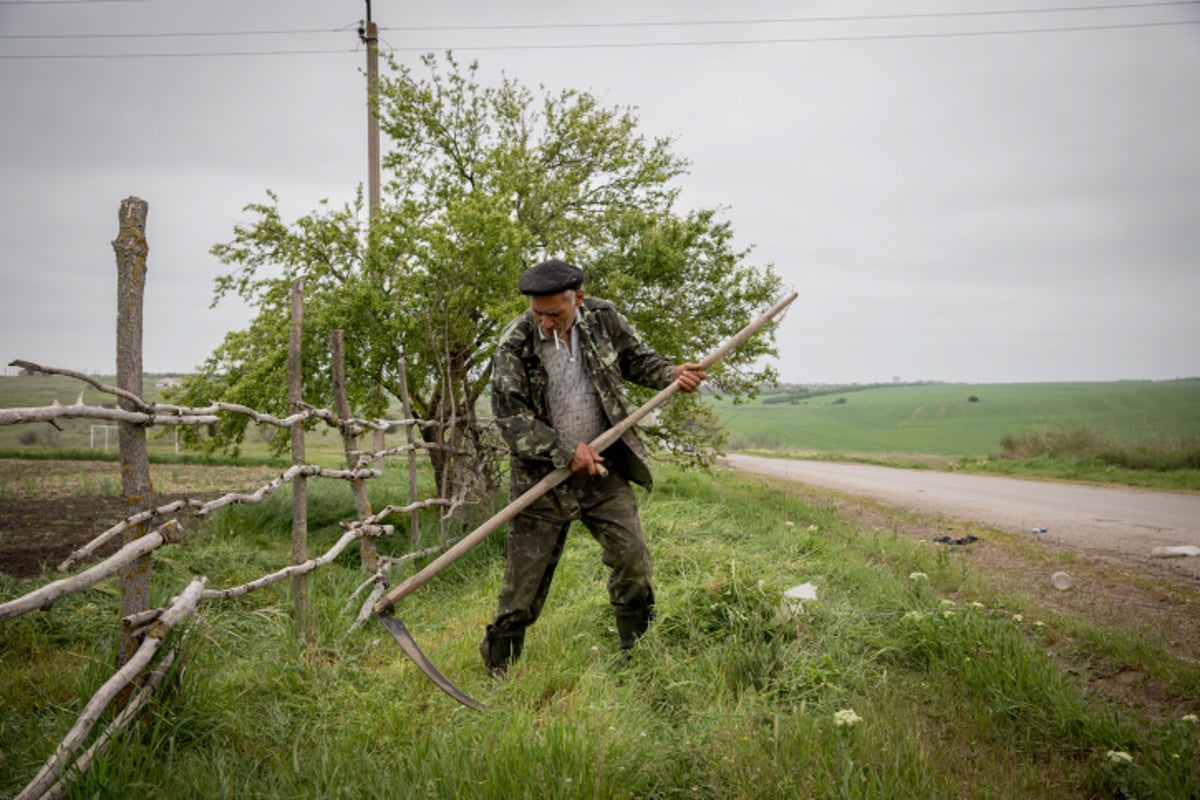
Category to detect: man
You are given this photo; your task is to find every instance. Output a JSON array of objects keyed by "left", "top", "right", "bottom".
[{"left": 482, "top": 259, "right": 706, "bottom": 676}]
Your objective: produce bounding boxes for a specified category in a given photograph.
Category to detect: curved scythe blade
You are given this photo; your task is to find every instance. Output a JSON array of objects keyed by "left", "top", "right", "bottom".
[{"left": 377, "top": 613, "right": 486, "bottom": 711}]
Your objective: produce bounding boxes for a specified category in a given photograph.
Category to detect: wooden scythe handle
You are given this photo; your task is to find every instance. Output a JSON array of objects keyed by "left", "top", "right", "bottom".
[{"left": 374, "top": 291, "right": 797, "bottom": 616}]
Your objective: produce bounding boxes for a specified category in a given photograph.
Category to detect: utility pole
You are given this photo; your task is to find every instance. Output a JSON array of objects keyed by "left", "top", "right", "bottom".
[
  {"left": 360, "top": 1, "right": 381, "bottom": 221},
  {"left": 359, "top": 2, "right": 387, "bottom": 463}
]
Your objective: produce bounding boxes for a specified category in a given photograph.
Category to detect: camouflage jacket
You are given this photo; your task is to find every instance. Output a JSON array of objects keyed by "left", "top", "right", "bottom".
[{"left": 491, "top": 297, "right": 676, "bottom": 491}]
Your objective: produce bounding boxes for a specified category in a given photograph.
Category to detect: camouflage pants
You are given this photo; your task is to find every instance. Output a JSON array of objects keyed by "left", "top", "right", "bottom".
[{"left": 492, "top": 469, "right": 654, "bottom": 633}]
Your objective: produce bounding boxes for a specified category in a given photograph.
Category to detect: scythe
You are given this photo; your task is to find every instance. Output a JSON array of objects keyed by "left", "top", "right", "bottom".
[{"left": 375, "top": 292, "right": 798, "bottom": 710}]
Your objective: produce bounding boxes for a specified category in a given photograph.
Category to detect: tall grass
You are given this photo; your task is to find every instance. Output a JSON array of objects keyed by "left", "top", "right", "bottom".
[
  {"left": 997, "top": 426, "right": 1200, "bottom": 471},
  {"left": 959, "top": 425, "right": 1200, "bottom": 490},
  {"left": 2, "top": 467, "right": 1197, "bottom": 798}
]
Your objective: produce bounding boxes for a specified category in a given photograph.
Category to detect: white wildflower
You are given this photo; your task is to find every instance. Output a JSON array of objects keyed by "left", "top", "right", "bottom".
[
  {"left": 902, "top": 610, "right": 924, "bottom": 622},
  {"left": 833, "top": 709, "right": 862, "bottom": 727},
  {"left": 1105, "top": 750, "right": 1134, "bottom": 765},
  {"left": 1012, "top": 614, "right": 1024, "bottom": 623},
  {"left": 1182, "top": 714, "right": 1198, "bottom": 724},
  {"left": 909, "top": 572, "right": 928, "bottom": 581}
]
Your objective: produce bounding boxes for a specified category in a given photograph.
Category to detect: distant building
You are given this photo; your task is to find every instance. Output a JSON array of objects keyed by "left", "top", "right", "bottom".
[{"left": 154, "top": 378, "right": 183, "bottom": 389}]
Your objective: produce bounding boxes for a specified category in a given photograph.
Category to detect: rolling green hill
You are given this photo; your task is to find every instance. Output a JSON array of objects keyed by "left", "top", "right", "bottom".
[
  {"left": 5, "top": 374, "right": 1199, "bottom": 464},
  {"left": 714, "top": 380, "right": 1200, "bottom": 457}
]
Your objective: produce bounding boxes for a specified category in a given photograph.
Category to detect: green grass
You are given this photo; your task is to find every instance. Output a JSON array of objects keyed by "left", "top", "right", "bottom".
[
  {"left": 2, "top": 466, "right": 1197, "bottom": 799},
  {"left": 0, "top": 374, "right": 384, "bottom": 465},
  {"left": 715, "top": 380, "right": 1200, "bottom": 490},
  {"left": 717, "top": 380, "right": 1200, "bottom": 457},
  {"left": 8, "top": 375, "right": 1200, "bottom": 488}
]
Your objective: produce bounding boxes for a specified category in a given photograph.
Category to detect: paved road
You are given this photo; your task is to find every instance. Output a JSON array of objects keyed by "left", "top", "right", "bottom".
[{"left": 723, "top": 454, "right": 1200, "bottom": 582}]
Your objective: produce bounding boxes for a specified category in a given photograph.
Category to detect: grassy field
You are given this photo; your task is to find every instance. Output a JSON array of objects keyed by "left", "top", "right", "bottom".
[
  {"left": 714, "top": 380, "right": 1200, "bottom": 457},
  {"left": 2, "top": 463, "right": 1198, "bottom": 798},
  {"left": 5, "top": 375, "right": 1199, "bottom": 493},
  {"left": 2, "top": 372, "right": 1200, "bottom": 796},
  {"left": 0, "top": 374, "right": 380, "bottom": 464},
  {"left": 7, "top": 374, "right": 1199, "bottom": 464}
]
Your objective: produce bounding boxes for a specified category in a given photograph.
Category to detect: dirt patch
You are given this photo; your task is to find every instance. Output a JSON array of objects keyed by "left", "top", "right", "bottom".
[{"left": 0, "top": 460, "right": 283, "bottom": 579}]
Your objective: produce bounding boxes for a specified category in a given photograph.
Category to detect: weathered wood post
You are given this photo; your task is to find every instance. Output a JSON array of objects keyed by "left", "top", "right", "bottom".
[
  {"left": 112, "top": 196, "right": 153, "bottom": 669},
  {"left": 330, "top": 330, "right": 377, "bottom": 572},
  {"left": 372, "top": 415, "right": 387, "bottom": 466},
  {"left": 288, "top": 279, "right": 311, "bottom": 641},
  {"left": 398, "top": 358, "right": 421, "bottom": 551}
]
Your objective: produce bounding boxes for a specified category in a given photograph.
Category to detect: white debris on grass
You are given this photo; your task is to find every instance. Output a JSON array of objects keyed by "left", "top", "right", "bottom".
[
  {"left": 774, "top": 582, "right": 818, "bottom": 621},
  {"left": 1150, "top": 545, "right": 1200, "bottom": 558}
]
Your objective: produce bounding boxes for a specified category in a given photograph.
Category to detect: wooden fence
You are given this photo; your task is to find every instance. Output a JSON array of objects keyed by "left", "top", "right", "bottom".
[{"left": 0, "top": 197, "right": 477, "bottom": 800}]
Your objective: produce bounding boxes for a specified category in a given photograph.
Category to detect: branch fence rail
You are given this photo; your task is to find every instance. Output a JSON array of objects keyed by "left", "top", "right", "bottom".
[{"left": 0, "top": 198, "right": 473, "bottom": 800}]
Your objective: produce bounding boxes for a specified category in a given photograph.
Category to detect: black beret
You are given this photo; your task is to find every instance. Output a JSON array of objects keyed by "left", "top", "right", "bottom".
[{"left": 518, "top": 259, "right": 584, "bottom": 295}]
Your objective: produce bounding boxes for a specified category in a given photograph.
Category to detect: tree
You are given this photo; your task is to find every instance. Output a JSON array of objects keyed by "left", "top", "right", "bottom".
[{"left": 168, "top": 53, "right": 783, "bottom": 492}]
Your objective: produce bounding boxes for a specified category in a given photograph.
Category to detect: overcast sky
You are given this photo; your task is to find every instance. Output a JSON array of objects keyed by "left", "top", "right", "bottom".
[{"left": 1, "top": 0, "right": 1197, "bottom": 385}]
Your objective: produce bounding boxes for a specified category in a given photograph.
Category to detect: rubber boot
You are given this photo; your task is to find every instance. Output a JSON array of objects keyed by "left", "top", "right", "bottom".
[
  {"left": 614, "top": 606, "right": 654, "bottom": 655},
  {"left": 479, "top": 625, "right": 524, "bottom": 677}
]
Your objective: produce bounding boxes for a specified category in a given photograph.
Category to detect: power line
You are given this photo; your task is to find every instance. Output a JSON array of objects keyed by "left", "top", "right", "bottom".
[
  {"left": 1, "top": 17, "right": 1196, "bottom": 60},
  {"left": 385, "top": 19, "right": 1200, "bottom": 53},
  {"left": 0, "top": 0, "right": 141, "bottom": 4},
  {"left": 0, "top": 48, "right": 358, "bottom": 59},
  {"left": 381, "top": 1, "right": 1200, "bottom": 32},
  {"left": 0, "top": 27, "right": 350, "bottom": 40},
  {"left": 2, "top": 1, "right": 1196, "bottom": 41}
]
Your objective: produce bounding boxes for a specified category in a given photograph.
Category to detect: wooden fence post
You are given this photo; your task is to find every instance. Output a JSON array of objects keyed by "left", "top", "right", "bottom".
[
  {"left": 288, "top": 279, "right": 311, "bottom": 641},
  {"left": 112, "top": 197, "right": 152, "bottom": 670},
  {"left": 372, "top": 425, "right": 386, "bottom": 467},
  {"left": 329, "top": 330, "right": 377, "bottom": 573},
  {"left": 398, "top": 358, "right": 421, "bottom": 551}
]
